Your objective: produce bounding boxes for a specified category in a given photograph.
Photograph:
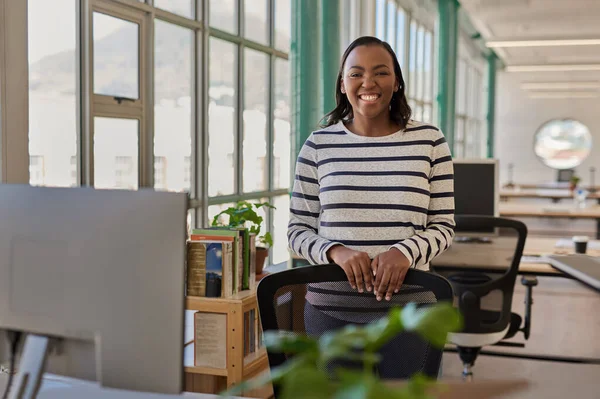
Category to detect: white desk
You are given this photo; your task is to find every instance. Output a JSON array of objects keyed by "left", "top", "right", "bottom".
[{"left": 0, "top": 373, "right": 248, "bottom": 399}]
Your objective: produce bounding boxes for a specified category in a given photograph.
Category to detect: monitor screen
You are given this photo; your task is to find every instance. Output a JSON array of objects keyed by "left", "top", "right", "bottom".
[{"left": 453, "top": 159, "right": 499, "bottom": 235}]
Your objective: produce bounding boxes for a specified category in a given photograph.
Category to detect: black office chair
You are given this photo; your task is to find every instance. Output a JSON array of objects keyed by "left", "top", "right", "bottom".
[
  {"left": 436, "top": 215, "right": 536, "bottom": 380},
  {"left": 256, "top": 264, "right": 454, "bottom": 397}
]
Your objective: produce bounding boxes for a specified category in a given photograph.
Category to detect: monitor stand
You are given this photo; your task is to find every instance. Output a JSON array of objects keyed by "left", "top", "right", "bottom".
[
  {"left": 8, "top": 334, "right": 50, "bottom": 399},
  {"left": 455, "top": 236, "right": 493, "bottom": 244}
]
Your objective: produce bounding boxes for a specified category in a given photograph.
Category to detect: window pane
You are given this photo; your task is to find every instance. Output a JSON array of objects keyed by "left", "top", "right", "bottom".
[
  {"left": 208, "top": 38, "right": 237, "bottom": 197},
  {"left": 208, "top": 202, "right": 235, "bottom": 226},
  {"left": 274, "top": 58, "right": 291, "bottom": 190},
  {"left": 386, "top": 1, "right": 396, "bottom": 50},
  {"left": 210, "top": 0, "right": 237, "bottom": 34},
  {"left": 243, "top": 49, "right": 269, "bottom": 193},
  {"left": 93, "top": 12, "right": 139, "bottom": 99},
  {"left": 94, "top": 117, "right": 139, "bottom": 190},
  {"left": 154, "top": 0, "right": 194, "bottom": 19},
  {"left": 396, "top": 9, "right": 406, "bottom": 69},
  {"left": 275, "top": 0, "right": 290, "bottom": 51},
  {"left": 408, "top": 21, "right": 417, "bottom": 98},
  {"left": 416, "top": 25, "right": 424, "bottom": 101},
  {"left": 423, "top": 30, "right": 433, "bottom": 102},
  {"left": 456, "top": 59, "right": 466, "bottom": 115},
  {"left": 414, "top": 104, "right": 423, "bottom": 121},
  {"left": 423, "top": 104, "right": 432, "bottom": 123},
  {"left": 28, "top": 0, "right": 77, "bottom": 187},
  {"left": 154, "top": 20, "right": 194, "bottom": 193},
  {"left": 272, "top": 194, "right": 290, "bottom": 264},
  {"left": 375, "top": 0, "right": 386, "bottom": 40},
  {"left": 245, "top": 0, "right": 269, "bottom": 44}
]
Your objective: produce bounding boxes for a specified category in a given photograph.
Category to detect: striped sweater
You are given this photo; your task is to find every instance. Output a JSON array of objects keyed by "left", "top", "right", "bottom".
[{"left": 288, "top": 120, "right": 455, "bottom": 270}]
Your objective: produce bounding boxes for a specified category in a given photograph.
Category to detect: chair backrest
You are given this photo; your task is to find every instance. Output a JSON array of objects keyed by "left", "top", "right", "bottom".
[
  {"left": 434, "top": 215, "right": 527, "bottom": 336},
  {"left": 257, "top": 264, "right": 454, "bottom": 383}
]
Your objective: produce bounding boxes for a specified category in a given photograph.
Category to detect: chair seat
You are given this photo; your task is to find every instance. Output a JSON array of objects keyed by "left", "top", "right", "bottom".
[{"left": 448, "top": 311, "right": 522, "bottom": 347}]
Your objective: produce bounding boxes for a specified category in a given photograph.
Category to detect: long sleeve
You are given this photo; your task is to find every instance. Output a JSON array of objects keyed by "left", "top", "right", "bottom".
[
  {"left": 288, "top": 135, "right": 341, "bottom": 264},
  {"left": 391, "top": 135, "right": 455, "bottom": 268}
]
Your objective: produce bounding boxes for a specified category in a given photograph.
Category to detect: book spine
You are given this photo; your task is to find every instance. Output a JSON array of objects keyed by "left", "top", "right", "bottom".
[{"left": 186, "top": 241, "right": 206, "bottom": 297}]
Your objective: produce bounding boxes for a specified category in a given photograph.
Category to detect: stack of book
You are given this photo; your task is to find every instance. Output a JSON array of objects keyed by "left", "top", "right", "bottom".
[{"left": 186, "top": 227, "right": 257, "bottom": 298}]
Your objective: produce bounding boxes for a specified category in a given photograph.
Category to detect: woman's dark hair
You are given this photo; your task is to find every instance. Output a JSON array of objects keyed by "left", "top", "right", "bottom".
[{"left": 320, "top": 36, "right": 411, "bottom": 129}]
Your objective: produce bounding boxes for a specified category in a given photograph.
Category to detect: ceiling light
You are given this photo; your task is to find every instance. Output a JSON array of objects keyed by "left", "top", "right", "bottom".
[
  {"left": 529, "top": 92, "right": 598, "bottom": 99},
  {"left": 487, "top": 39, "right": 600, "bottom": 48},
  {"left": 521, "top": 81, "right": 600, "bottom": 90},
  {"left": 506, "top": 64, "right": 600, "bottom": 72}
]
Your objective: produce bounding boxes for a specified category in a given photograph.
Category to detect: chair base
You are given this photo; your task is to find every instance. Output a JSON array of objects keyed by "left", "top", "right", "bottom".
[{"left": 457, "top": 346, "right": 481, "bottom": 381}]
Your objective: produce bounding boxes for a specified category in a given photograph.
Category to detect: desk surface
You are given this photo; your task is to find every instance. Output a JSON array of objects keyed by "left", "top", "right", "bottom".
[
  {"left": 499, "top": 202, "right": 600, "bottom": 218},
  {"left": 0, "top": 374, "right": 247, "bottom": 399},
  {"left": 500, "top": 189, "right": 600, "bottom": 200},
  {"left": 432, "top": 236, "right": 600, "bottom": 275}
]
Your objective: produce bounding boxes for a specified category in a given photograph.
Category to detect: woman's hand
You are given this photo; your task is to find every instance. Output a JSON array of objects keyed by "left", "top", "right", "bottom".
[
  {"left": 372, "top": 248, "right": 411, "bottom": 301},
  {"left": 327, "top": 245, "right": 373, "bottom": 293}
]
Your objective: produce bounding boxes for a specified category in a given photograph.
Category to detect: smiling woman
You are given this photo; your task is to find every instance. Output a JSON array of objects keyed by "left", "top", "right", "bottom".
[{"left": 288, "top": 36, "right": 456, "bottom": 378}]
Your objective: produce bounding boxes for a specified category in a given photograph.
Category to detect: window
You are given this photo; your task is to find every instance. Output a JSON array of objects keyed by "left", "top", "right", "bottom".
[
  {"left": 534, "top": 119, "right": 592, "bottom": 170},
  {"left": 154, "top": 156, "right": 167, "bottom": 190},
  {"left": 454, "top": 41, "right": 487, "bottom": 158},
  {"left": 28, "top": 0, "right": 77, "bottom": 187},
  {"left": 29, "top": 155, "right": 45, "bottom": 186},
  {"left": 25, "top": 0, "right": 290, "bottom": 264}
]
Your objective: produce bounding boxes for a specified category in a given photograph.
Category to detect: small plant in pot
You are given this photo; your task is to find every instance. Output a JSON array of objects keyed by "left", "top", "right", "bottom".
[
  {"left": 211, "top": 200, "right": 275, "bottom": 275},
  {"left": 570, "top": 175, "right": 581, "bottom": 192}
]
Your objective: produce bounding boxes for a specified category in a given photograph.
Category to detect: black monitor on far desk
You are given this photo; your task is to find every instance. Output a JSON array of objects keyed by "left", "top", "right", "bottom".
[{"left": 453, "top": 159, "right": 499, "bottom": 243}]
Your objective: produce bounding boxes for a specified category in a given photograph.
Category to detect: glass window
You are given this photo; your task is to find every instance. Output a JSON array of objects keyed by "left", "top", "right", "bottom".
[
  {"left": 154, "top": 20, "right": 194, "bottom": 193},
  {"left": 272, "top": 194, "right": 290, "bottom": 264},
  {"left": 29, "top": 155, "right": 45, "bottom": 186},
  {"left": 94, "top": 117, "right": 139, "bottom": 190},
  {"left": 408, "top": 21, "right": 417, "bottom": 99},
  {"left": 534, "top": 119, "right": 593, "bottom": 170},
  {"left": 208, "top": 38, "right": 237, "bottom": 197},
  {"left": 245, "top": 0, "right": 269, "bottom": 45},
  {"left": 93, "top": 12, "right": 139, "bottom": 99},
  {"left": 423, "top": 30, "right": 433, "bottom": 103},
  {"left": 243, "top": 49, "right": 269, "bottom": 193},
  {"left": 28, "top": 0, "right": 77, "bottom": 187},
  {"left": 375, "top": 0, "right": 386, "bottom": 40},
  {"left": 273, "top": 58, "right": 291, "bottom": 190},
  {"left": 210, "top": 0, "right": 237, "bottom": 35},
  {"left": 416, "top": 25, "right": 424, "bottom": 101},
  {"left": 274, "top": 0, "right": 291, "bottom": 51},
  {"left": 386, "top": 1, "right": 396, "bottom": 50},
  {"left": 456, "top": 59, "right": 466, "bottom": 115},
  {"left": 154, "top": 156, "right": 167, "bottom": 190},
  {"left": 154, "top": 0, "right": 194, "bottom": 19},
  {"left": 395, "top": 9, "right": 406, "bottom": 69}
]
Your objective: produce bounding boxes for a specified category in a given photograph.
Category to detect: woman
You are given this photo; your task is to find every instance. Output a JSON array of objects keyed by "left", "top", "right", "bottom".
[
  {"left": 287, "top": 36, "right": 454, "bottom": 378},
  {"left": 289, "top": 36, "right": 455, "bottom": 299}
]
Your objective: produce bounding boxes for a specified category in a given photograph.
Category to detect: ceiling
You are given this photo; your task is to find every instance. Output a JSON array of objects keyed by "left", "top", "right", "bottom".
[{"left": 460, "top": 0, "right": 600, "bottom": 84}]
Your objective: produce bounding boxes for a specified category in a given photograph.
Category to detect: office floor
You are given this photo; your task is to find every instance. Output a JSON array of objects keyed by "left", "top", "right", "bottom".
[{"left": 441, "top": 273, "right": 600, "bottom": 397}]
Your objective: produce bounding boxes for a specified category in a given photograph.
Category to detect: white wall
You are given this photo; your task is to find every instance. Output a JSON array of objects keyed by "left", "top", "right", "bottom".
[{"left": 495, "top": 72, "right": 600, "bottom": 187}]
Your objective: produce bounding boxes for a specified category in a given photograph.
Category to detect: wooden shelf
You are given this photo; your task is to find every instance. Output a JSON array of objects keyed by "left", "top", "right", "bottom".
[{"left": 184, "top": 290, "right": 273, "bottom": 398}]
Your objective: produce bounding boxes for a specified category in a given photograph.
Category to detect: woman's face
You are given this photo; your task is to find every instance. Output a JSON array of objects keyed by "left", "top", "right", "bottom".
[{"left": 341, "top": 44, "right": 399, "bottom": 121}]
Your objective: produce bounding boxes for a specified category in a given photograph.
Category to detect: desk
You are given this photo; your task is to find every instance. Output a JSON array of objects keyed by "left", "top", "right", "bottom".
[
  {"left": 0, "top": 373, "right": 248, "bottom": 399},
  {"left": 499, "top": 202, "right": 600, "bottom": 238},
  {"left": 431, "top": 236, "right": 600, "bottom": 277},
  {"left": 500, "top": 189, "right": 600, "bottom": 203}
]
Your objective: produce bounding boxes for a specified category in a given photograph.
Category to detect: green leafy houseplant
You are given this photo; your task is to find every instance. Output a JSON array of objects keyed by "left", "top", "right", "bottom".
[
  {"left": 224, "top": 302, "right": 462, "bottom": 399},
  {"left": 570, "top": 175, "right": 581, "bottom": 191},
  {"left": 211, "top": 201, "right": 276, "bottom": 248}
]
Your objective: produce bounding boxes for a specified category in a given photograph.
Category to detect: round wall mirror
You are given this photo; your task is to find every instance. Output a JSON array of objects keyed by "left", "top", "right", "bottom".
[{"left": 533, "top": 119, "right": 592, "bottom": 170}]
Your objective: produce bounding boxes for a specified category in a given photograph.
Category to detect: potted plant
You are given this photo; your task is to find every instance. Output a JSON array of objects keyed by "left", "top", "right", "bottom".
[
  {"left": 570, "top": 175, "right": 581, "bottom": 192},
  {"left": 224, "top": 302, "right": 463, "bottom": 399},
  {"left": 211, "top": 200, "right": 275, "bottom": 275}
]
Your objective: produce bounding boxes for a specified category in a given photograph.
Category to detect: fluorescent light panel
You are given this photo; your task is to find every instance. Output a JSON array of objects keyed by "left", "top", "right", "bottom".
[
  {"left": 487, "top": 38, "right": 600, "bottom": 48},
  {"left": 506, "top": 64, "right": 600, "bottom": 72},
  {"left": 529, "top": 92, "right": 598, "bottom": 99},
  {"left": 521, "top": 81, "right": 600, "bottom": 90}
]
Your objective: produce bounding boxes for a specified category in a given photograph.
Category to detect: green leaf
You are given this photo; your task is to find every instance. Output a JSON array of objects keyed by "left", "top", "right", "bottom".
[
  {"left": 400, "top": 303, "right": 462, "bottom": 348},
  {"left": 263, "top": 331, "right": 319, "bottom": 354},
  {"left": 279, "top": 366, "right": 332, "bottom": 399}
]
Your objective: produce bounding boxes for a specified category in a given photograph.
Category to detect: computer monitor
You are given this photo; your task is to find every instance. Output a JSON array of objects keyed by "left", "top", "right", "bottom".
[
  {"left": 0, "top": 185, "right": 187, "bottom": 397},
  {"left": 453, "top": 159, "right": 499, "bottom": 240},
  {"left": 557, "top": 168, "right": 575, "bottom": 183}
]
